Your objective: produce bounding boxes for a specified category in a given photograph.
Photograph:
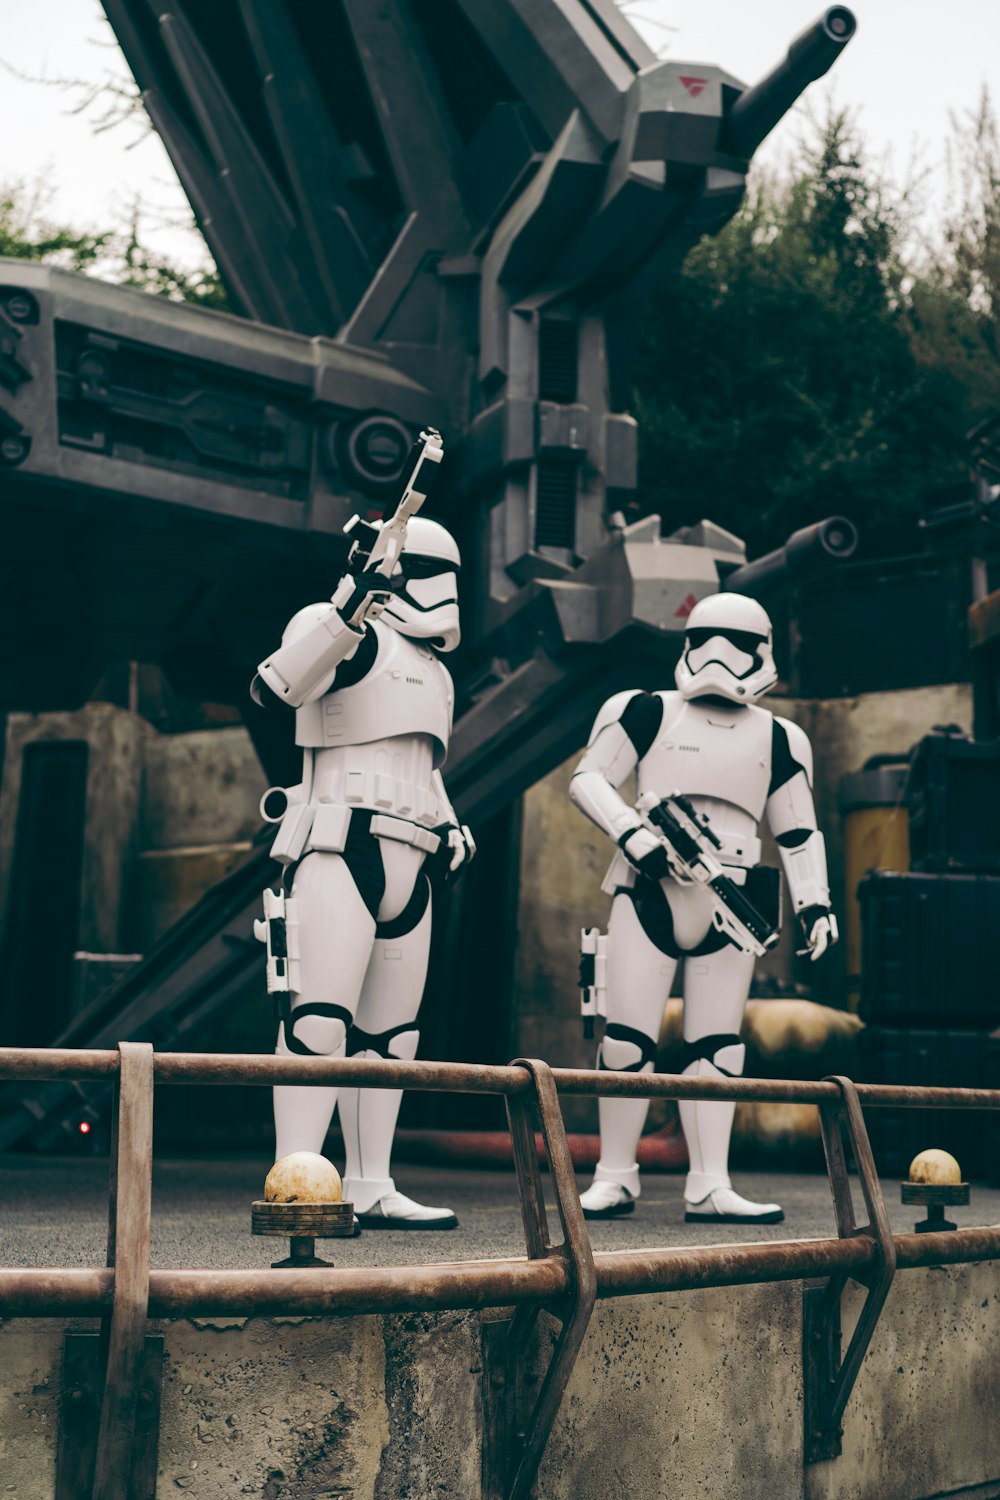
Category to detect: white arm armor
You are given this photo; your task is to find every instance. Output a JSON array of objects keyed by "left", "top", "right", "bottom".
[
  {"left": 256, "top": 578, "right": 364, "bottom": 707},
  {"left": 569, "top": 691, "right": 647, "bottom": 846},
  {"left": 765, "top": 717, "right": 832, "bottom": 914}
]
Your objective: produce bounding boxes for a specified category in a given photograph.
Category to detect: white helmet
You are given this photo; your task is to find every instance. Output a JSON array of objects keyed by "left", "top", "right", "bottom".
[
  {"left": 674, "top": 593, "right": 777, "bottom": 703},
  {"left": 381, "top": 516, "right": 461, "bottom": 652}
]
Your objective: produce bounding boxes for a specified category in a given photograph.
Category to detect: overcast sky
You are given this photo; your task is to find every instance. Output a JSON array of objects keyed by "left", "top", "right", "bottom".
[{"left": 2, "top": 0, "right": 998, "bottom": 270}]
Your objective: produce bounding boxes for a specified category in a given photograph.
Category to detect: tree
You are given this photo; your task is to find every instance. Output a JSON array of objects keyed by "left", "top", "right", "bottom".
[
  {"left": 906, "top": 90, "right": 1000, "bottom": 422},
  {"left": 632, "top": 109, "right": 999, "bottom": 557},
  {"left": 0, "top": 182, "right": 110, "bottom": 271},
  {"left": 0, "top": 179, "right": 226, "bottom": 310}
]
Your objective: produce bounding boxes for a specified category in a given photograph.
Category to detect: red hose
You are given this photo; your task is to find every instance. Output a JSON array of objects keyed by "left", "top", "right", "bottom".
[{"left": 387, "top": 1120, "right": 688, "bottom": 1171}]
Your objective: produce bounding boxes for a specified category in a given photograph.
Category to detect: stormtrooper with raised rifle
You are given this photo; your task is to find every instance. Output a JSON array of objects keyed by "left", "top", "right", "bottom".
[
  {"left": 252, "top": 438, "right": 473, "bottom": 1230},
  {"left": 570, "top": 592, "right": 837, "bottom": 1224}
]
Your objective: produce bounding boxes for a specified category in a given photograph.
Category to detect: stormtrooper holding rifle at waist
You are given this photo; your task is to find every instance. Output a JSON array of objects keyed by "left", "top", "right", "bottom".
[
  {"left": 252, "top": 429, "right": 475, "bottom": 1230},
  {"left": 570, "top": 592, "right": 837, "bottom": 1224}
]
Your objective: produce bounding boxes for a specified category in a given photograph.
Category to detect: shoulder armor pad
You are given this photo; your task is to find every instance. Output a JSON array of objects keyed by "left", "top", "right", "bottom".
[
  {"left": 282, "top": 601, "right": 336, "bottom": 647},
  {"left": 774, "top": 715, "right": 814, "bottom": 785},
  {"left": 586, "top": 690, "right": 645, "bottom": 747}
]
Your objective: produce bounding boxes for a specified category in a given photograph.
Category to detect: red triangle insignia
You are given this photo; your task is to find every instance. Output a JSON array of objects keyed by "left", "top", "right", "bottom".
[
  {"left": 679, "top": 76, "right": 708, "bottom": 98},
  {"left": 674, "top": 593, "right": 699, "bottom": 620}
]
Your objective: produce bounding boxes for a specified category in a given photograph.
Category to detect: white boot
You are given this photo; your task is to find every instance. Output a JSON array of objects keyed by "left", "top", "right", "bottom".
[
  {"left": 684, "top": 1179, "right": 783, "bottom": 1224},
  {"left": 344, "top": 1175, "right": 458, "bottom": 1230},
  {"left": 579, "top": 1162, "right": 640, "bottom": 1220},
  {"left": 679, "top": 1045, "right": 783, "bottom": 1224}
]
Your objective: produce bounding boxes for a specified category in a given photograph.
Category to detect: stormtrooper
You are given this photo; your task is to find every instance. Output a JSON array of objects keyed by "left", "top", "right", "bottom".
[
  {"left": 252, "top": 462, "right": 474, "bottom": 1229},
  {"left": 570, "top": 592, "right": 838, "bottom": 1224}
]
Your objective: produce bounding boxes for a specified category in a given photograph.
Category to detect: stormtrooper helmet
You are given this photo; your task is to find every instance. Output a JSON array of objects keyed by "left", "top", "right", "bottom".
[
  {"left": 381, "top": 516, "right": 461, "bottom": 652},
  {"left": 674, "top": 593, "right": 777, "bottom": 703}
]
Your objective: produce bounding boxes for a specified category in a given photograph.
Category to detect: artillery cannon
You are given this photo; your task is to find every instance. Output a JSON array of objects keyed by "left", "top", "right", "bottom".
[
  {"left": 722, "top": 517, "right": 859, "bottom": 598},
  {"left": 720, "top": 7, "right": 857, "bottom": 159}
]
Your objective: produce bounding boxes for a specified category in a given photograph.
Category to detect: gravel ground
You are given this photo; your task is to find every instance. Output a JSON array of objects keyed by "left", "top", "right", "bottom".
[{"left": 2, "top": 1155, "right": 998, "bottom": 1270}]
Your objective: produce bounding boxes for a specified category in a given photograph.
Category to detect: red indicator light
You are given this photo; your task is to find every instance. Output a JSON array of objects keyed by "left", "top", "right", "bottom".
[{"left": 79, "top": 1121, "right": 92, "bottom": 1135}]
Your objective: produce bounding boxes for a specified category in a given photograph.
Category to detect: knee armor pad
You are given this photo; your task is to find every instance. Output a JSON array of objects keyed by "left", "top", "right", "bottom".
[
  {"left": 281, "top": 1001, "right": 354, "bottom": 1057},
  {"left": 681, "top": 1033, "right": 745, "bottom": 1079},
  {"left": 599, "top": 1022, "right": 657, "bottom": 1074},
  {"left": 348, "top": 1023, "right": 419, "bottom": 1062}
]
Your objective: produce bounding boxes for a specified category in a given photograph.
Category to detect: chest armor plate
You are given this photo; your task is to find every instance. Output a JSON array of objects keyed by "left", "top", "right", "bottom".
[
  {"left": 637, "top": 696, "right": 774, "bottom": 820},
  {"left": 295, "top": 623, "right": 453, "bottom": 764}
]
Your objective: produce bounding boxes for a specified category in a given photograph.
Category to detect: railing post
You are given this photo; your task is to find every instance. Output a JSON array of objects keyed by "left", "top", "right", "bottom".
[
  {"left": 494, "top": 1059, "right": 596, "bottom": 1500},
  {"left": 92, "top": 1041, "right": 155, "bottom": 1500},
  {"left": 804, "top": 1074, "right": 896, "bottom": 1463}
]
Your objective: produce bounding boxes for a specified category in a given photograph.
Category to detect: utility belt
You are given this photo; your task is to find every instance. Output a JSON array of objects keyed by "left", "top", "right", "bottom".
[{"left": 261, "top": 788, "right": 442, "bottom": 868}]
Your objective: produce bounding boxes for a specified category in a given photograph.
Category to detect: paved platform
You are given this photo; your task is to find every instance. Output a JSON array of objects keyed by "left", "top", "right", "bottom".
[{"left": 2, "top": 1156, "right": 999, "bottom": 1270}]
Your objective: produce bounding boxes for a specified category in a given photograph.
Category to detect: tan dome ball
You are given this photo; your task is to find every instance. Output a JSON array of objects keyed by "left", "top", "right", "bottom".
[
  {"left": 908, "top": 1148, "right": 962, "bottom": 1186},
  {"left": 264, "top": 1152, "right": 343, "bottom": 1204}
]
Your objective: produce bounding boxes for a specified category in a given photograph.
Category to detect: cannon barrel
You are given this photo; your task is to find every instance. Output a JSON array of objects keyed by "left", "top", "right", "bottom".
[
  {"left": 722, "top": 516, "right": 857, "bottom": 598},
  {"left": 719, "top": 7, "right": 857, "bottom": 160}
]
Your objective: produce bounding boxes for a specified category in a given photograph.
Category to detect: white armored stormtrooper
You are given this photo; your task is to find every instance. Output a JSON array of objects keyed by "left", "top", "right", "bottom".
[
  {"left": 252, "top": 511, "right": 474, "bottom": 1229},
  {"left": 570, "top": 592, "right": 838, "bottom": 1224}
]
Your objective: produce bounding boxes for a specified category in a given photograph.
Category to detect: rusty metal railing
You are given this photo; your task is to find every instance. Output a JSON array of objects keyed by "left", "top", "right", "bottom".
[{"left": 2, "top": 1045, "right": 1000, "bottom": 1500}]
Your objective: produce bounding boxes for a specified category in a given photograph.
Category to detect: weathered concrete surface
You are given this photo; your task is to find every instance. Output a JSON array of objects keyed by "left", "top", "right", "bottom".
[
  {"left": 374, "top": 1310, "right": 483, "bottom": 1500},
  {"left": 2, "top": 1260, "right": 997, "bottom": 1498},
  {"left": 0, "top": 1321, "right": 62, "bottom": 1499},
  {"left": 806, "top": 1263, "right": 1000, "bottom": 1500},
  {"left": 0, "top": 703, "right": 148, "bottom": 952},
  {"left": 0, "top": 710, "right": 265, "bottom": 963},
  {"left": 0, "top": 1311, "right": 482, "bottom": 1499},
  {"left": 156, "top": 1315, "right": 388, "bottom": 1497},
  {"left": 140, "top": 728, "right": 266, "bottom": 851},
  {"left": 538, "top": 1283, "right": 803, "bottom": 1499}
]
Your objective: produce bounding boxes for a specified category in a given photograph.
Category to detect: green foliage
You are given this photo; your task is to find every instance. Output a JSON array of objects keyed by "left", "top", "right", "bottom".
[
  {"left": 114, "top": 218, "right": 228, "bottom": 310},
  {"left": 0, "top": 185, "right": 111, "bottom": 270},
  {"left": 0, "top": 181, "right": 227, "bottom": 311},
  {"left": 633, "top": 107, "right": 1000, "bottom": 556}
]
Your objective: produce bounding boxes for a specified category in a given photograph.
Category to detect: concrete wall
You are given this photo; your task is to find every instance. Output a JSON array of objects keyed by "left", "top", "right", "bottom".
[
  {"left": 0, "top": 708, "right": 266, "bottom": 960},
  {"left": 0, "top": 704, "right": 148, "bottom": 953},
  {"left": 512, "top": 683, "right": 974, "bottom": 1089},
  {"left": 1, "top": 1260, "right": 998, "bottom": 1497}
]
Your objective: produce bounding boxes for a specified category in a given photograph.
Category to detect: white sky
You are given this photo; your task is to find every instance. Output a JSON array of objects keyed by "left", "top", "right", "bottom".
[{"left": 1, "top": 0, "right": 998, "bottom": 271}]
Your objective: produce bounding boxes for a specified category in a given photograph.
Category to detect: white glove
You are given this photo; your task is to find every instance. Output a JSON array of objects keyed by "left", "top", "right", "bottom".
[
  {"left": 446, "top": 824, "right": 477, "bottom": 874},
  {"left": 797, "top": 908, "right": 839, "bottom": 962},
  {"left": 331, "top": 572, "right": 394, "bottom": 630}
]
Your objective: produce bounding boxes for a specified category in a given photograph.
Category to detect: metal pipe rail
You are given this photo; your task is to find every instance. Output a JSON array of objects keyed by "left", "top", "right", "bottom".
[
  {"left": 5, "top": 1225, "right": 1000, "bottom": 1320},
  {"left": 2, "top": 1043, "right": 1000, "bottom": 1500},
  {"left": 4, "top": 1046, "right": 1000, "bottom": 1109}
]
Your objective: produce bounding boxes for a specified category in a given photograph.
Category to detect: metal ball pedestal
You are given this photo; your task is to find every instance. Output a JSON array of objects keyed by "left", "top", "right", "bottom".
[
  {"left": 901, "top": 1180, "right": 969, "bottom": 1234},
  {"left": 251, "top": 1200, "right": 356, "bottom": 1267}
]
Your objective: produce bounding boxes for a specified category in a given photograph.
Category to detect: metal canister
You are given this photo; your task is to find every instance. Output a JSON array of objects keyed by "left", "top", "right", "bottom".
[{"left": 838, "top": 757, "right": 910, "bottom": 1013}]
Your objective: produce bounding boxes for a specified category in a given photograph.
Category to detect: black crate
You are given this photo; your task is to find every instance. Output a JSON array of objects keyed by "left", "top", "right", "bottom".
[
  {"left": 859, "top": 1025, "right": 991, "bottom": 1178},
  {"left": 907, "top": 729, "right": 1000, "bottom": 872},
  {"left": 859, "top": 870, "right": 1000, "bottom": 1028}
]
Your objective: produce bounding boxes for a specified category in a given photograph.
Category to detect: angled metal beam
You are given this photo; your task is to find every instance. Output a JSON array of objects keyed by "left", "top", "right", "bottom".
[
  {"left": 335, "top": 0, "right": 470, "bottom": 390},
  {"left": 154, "top": 7, "right": 330, "bottom": 333},
  {"left": 338, "top": 0, "right": 467, "bottom": 234},
  {"left": 100, "top": 0, "right": 282, "bottom": 325},
  {"left": 452, "top": 0, "right": 639, "bottom": 146},
  {"left": 237, "top": 0, "right": 375, "bottom": 327}
]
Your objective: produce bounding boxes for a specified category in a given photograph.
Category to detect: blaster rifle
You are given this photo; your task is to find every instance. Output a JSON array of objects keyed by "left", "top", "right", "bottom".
[
  {"left": 344, "top": 427, "right": 444, "bottom": 579},
  {"left": 635, "top": 791, "right": 779, "bottom": 959}
]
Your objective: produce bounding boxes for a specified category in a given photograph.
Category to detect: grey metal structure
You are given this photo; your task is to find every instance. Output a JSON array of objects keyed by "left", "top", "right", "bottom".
[{"left": 0, "top": 2, "right": 857, "bottom": 1143}]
